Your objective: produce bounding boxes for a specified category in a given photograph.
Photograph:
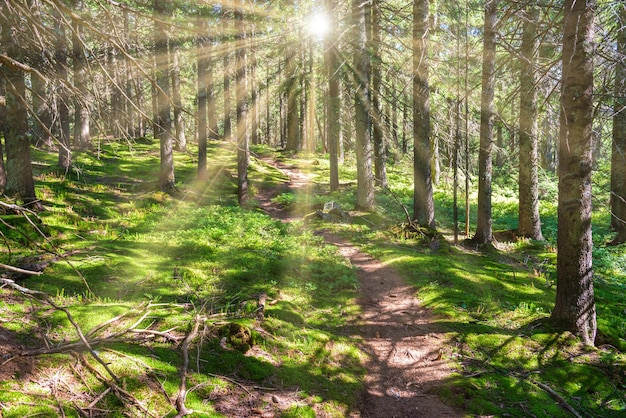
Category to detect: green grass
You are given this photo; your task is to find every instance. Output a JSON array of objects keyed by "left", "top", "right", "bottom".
[
  {"left": 0, "top": 140, "right": 364, "bottom": 417},
  {"left": 2, "top": 140, "right": 625, "bottom": 417}
]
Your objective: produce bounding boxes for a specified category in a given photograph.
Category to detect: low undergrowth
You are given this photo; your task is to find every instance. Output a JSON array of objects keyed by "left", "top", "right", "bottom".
[
  {"left": 1, "top": 142, "right": 625, "bottom": 417},
  {"left": 1, "top": 141, "right": 364, "bottom": 417}
]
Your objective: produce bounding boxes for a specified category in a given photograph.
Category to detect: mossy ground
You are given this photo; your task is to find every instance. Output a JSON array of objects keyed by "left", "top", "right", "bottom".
[{"left": 1, "top": 141, "right": 625, "bottom": 417}]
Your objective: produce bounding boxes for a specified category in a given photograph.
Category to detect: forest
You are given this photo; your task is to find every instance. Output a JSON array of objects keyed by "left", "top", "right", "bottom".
[{"left": 0, "top": 0, "right": 625, "bottom": 416}]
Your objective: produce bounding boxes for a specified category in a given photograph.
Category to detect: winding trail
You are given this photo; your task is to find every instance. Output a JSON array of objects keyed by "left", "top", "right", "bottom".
[{"left": 256, "top": 158, "right": 464, "bottom": 417}]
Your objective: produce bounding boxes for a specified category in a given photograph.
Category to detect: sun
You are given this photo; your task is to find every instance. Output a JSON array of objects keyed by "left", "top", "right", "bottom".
[{"left": 306, "top": 12, "right": 331, "bottom": 40}]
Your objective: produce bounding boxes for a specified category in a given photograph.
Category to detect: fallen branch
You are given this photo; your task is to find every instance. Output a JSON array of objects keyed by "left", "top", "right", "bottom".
[
  {"left": 1, "top": 278, "right": 118, "bottom": 382},
  {"left": 0, "top": 262, "right": 43, "bottom": 276},
  {"left": 174, "top": 315, "right": 201, "bottom": 418},
  {"left": 534, "top": 381, "right": 583, "bottom": 418},
  {"left": 76, "top": 353, "right": 155, "bottom": 417}
]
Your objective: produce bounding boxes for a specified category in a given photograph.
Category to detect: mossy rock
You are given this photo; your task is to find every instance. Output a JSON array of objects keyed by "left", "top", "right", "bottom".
[{"left": 219, "top": 323, "right": 253, "bottom": 352}]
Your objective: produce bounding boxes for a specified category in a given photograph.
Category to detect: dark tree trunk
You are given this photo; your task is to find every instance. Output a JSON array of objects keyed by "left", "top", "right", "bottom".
[
  {"left": 223, "top": 7, "right": 232, "bottom": 142},
  {"left": 326, "top": 0, "right": 340, "bottom": 192},
  {"left": 285, "top": 46, "right": 299, "bottom": 152},
  {"left": 197, "top": 15, "right": 209, "bottom": 179},
  {"left": 610, "top": 3, "right": 626, "bottom": 244},
  {"left": 371, "top": 0, "right": 387, "bottom": 188},
  {"left": 73, "top": 3, "right": 91, "bottom": 150},
  {"left": 172, "top": 44, "right": 186, "bottom": 152},
  {"left": 551, "top": 0, "right": 596, "bottom": 346},
  {"left": 518, "top": 5, "right": 543, "bottom": 240},
  {"left": 235, "top": 0, "right": 248, "bottom": 204},
  {"left": 1, "top": 10, "right": 38, "bottom": 207},
  {"left": 154, "top": 0, "right": 175, "bottom": 193},
  {"left": 472, "top": 0, "right": 497, "bottom": 245},
  {"left": 0, "top": 80, "right": 6, "bottom": 193},
  {"left": 353, "top": 0, "right": 374, "bottom": 210},
  {"left": 412, "top": 0, "right": 435, "bottom": 228},
  {"left": 54, "top": 10, "right": 71, "bottom": 171}
]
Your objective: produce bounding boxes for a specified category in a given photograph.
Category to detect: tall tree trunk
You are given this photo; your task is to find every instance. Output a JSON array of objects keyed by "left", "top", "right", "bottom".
[
  {"left": 54, "top": 10, "right": 71, "bottom": 171},
  {"left": 154, "top": 0, "right": 175, "bottom": 193},
  {"left": 472, "top": 0, "right": 497, "bottom": 245},
  {"left": 285, "top": 45, "right": 299, "bottom": 152},
  {"left": 1, "top": 9, "right": 38, "bottom": 207},
  {"left": 109, "top": 47, "right": 123, "bottom": 137},
  {"left": 551, "top": 0, "right": 596, "bottom": 346},
  {"left": 326, "top": 0, "right": 340, "bottom": 191},
  {"left": 123, "top": 9, "right": 135, "bottom": 138},
  {"left": 0, "top": 79, "right": 6, "bottom": 193},
  {"left": 223, "top": 7, "right": 232, "bottom": 142},
  {"left": 73, "top": 2, "right": 91, "bottom": 150},
  {"left": 518, "top": 5, "right": 543, "bottom": 240},
  {"left": 250, "top": 35, "right": 259, "bottom": 146},
  {"left": 353, "top": 0, "right": 374, "bottom": 210},
  {"left": 172, "top": 44, "right": 186, "bottom": 152},
  {"left": 197, "top": 15, "right": 209, "bottom": 180},
  {"left": 412, "top": 0, "right": 435, "bottom": 228},
  {"left": 610, "top": 3, "right": 626, "bottom": 244},
  {"left": 371, "top": 0, "right": 387, "bottom": 187},
  {"left": 235, "top": 0, "right": 248, "bottom": 204}
]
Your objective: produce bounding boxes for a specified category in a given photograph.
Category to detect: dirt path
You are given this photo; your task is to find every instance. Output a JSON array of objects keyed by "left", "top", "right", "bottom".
[{"left": 256, "top": 159, "right": 464, "bottom": 417}]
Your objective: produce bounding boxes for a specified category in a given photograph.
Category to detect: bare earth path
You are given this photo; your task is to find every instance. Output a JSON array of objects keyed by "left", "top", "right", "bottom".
[{"left": 257, "top": 158, "right": 464, "bottom": 418}]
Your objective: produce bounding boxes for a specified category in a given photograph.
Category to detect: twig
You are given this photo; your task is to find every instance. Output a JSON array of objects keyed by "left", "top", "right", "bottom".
[
  {"left": 384, "top": 186, "right": 413, "bottom": 225},
  {"left": 76, "top": 353, "right": 155, "bottom": 417},
  {"left": 1, "top": 278, "right": 118, "bottom": 382},
  {"left": 534, "top": 381, "right": 584, "bottom": 418},
  {"left": 174, "top": 315, "right": 201, "bottom": 418}
]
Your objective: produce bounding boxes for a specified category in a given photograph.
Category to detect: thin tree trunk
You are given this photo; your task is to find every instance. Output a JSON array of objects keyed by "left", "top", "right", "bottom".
[
  {"left": 472, "top": 0, "right": 497, "bottom": 245},
  {"left": 286, "top": 45, "right": 299, "bottom": 152},
  {"left": 353, "top": 0, "right": 374, "bottom": 210},
  {"left": 412, "top": 0, "right": 435, "bottom": 228},
  {"left": 551, "top": 0, "right": 596, "bottom": 346},
  {"left": 223, "top": 6, "right": 232, "bottom": 141},
  {"left": 326, "top": 0, "right": 340, "bottom": 191},
  {"left": 54, "top": 10, "right": 71, "bottom": 171},
  {"left": 235, "top": 0, "right": 248, "bottom": 204},
  {"left": 197, "top": 14, "right": 209, "bottom": 179},
  {"left": 610, "top": 3, "right": 626, "bottom": 244},
  {"left": 172, "top": 44, "right": 186, "bottom": 152},
  {"left": 73, "top": 2, "right": 91, "bottom": 150},
  {"left": 518, "top": 5, "right": 544, "bottom": 240},
  {"left": 0, "top": 75, "right": 7, "bottom": 193},
  {"left": 371, "top": 0, "right": 387, "bottom": 188},
  {"left": 154, "top": 0, "right": 175, "bottom": 193}
]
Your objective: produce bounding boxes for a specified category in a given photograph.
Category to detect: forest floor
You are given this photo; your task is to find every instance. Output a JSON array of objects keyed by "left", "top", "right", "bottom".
[{"left": 255, "top": 158, "right": 464, "bottom": 417}]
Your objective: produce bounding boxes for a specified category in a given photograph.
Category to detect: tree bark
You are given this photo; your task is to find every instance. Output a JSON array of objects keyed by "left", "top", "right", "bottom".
[
  {"left": 518, "top": 5, "right": 544, "bottom": 240},
  {"left": 371, "top": 0, "right": 387, "bottom": 188},
  {"left": 285, "top": 45, "right": 299, "bottom": 152},
  {"left": 610, "top": 3, "right": 626, "bottom": 244},
  {"left": 353, "top": 0, "right": 374, "bottom": 210},
  {"left": 235, "top": 0, "right": 248, "bottom": 204},
  {"left": 171, "top": 44, "right": 186, "bottom": 152},
  {"left": 551, "top": 0, "right": 596, "bottom": 346},
  {"left": 223, "top": 7, "right": 232, "bottom": 142},
  {"left": 54, "top": 10, "right": 71, "bottom": 171},
  {"left": 1, "top": 7, "right": 38, "bottom": 206},
  {"left": 0, "top": 77, "right": 6, "bottom": 193},
  {"left": 197, "top": 12, "right": 209, "bottom": 180},
  {"left": 472, "top": 0, "right": 497, "bottom": 245},
  {"left": 73, "top": 1, "right": 91, "bottom": 150},
  {"left": 326, "top": 0, "right": 340, "bottom": 192},
  {"left": 412, "top": 0, "right": 435, "bottom": 228},
  {"left": 154, "top": 0, "right": 175, "bottom": 193}
]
